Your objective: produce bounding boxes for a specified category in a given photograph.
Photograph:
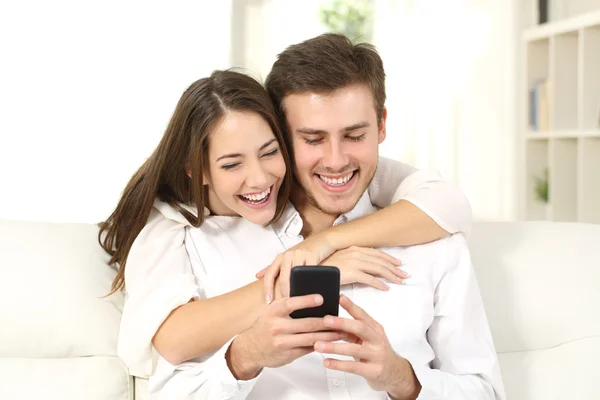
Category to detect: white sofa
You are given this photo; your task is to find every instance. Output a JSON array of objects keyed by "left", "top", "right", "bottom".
[{"left": 0, "top": 219, "right": 599, "bottom": 399}]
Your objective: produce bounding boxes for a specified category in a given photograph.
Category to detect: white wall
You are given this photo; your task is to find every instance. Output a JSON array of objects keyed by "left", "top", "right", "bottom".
[{"left": 0, "top": 0, "right": 232, "bottom": 223}]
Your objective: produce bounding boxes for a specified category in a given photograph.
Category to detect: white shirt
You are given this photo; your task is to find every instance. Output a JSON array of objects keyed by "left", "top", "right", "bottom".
[
  {"left": 118, "top": 158, "right": 474, "bottom": 377},
  {"left": 148, "top": 193, "right": 505, "bottom": 399}
]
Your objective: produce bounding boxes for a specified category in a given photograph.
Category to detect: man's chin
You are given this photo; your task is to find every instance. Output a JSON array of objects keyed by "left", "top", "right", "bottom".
[{"left": 312, "top": 194, "right": 359, "bottom": 216}]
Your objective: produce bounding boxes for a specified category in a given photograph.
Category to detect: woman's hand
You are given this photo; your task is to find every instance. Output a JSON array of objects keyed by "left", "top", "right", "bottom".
[
  {"left": 257, "top": 243, "right": 406, "bottom": 302},
  {"left": 322, "top": 246, "right": 406, "bottom": 291},
  {"left": 256, "top": 234, "right": 338, "bottom": 303}
]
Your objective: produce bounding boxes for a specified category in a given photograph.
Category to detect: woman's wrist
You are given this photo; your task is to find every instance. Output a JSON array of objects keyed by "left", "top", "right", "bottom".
[{"left": 318, "top": 224, "right": 351, "bottom": 254}]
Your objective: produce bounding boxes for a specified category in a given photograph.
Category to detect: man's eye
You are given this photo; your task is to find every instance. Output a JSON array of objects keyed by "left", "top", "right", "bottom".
[
  {"left": 347, "top": 134, "right": 365, "bottom": 142},
  {"left": 304, "top": 138, "right": 323, "bottom": 145},
  {"left": 221, "top": 163, "right": 240, "bottom": 170}
]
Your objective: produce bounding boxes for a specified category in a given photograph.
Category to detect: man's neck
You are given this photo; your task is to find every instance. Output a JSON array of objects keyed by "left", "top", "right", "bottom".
[{"left": 291, "top": 185, "right": 338, "bottom": 238}]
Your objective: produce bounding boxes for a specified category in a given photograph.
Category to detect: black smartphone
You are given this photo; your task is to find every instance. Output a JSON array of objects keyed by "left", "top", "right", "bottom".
[{"left": 289, "top": 265, "right": 340, "bottom": 319}]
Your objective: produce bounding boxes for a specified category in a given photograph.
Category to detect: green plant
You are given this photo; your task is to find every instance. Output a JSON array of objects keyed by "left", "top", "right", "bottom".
[
  {"left": 319, "top": 0, "right": 374, "bottom": 43},
  {"left": 534, "top": 168, "right": 549, "bottom": 203}
]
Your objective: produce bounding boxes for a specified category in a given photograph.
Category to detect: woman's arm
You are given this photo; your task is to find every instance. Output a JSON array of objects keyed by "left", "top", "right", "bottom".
[
  {"left": 152, "top": 279, "right": 266, "bottom": 365},
  {"left": 302, "top": 158, "right": 472, "bottom": 250}
]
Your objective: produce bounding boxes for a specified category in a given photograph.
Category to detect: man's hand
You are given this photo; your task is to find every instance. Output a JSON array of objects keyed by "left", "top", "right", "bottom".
[
  {"left": 226, "top": 294, "right": 343, "bottom": 380},
  {"left": 314, "top": 295, "right": 421, "bottom": 399}
]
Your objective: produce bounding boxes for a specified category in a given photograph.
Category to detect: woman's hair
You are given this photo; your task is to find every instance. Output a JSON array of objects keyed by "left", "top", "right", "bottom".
[{"left": 99, "top": 70, "right": 293, "bottom": 295}]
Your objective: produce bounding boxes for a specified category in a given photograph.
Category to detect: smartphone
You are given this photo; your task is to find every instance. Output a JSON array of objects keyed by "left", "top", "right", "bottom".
[{"left": 289, "top": 265, "right": 340, "bottom": 319}]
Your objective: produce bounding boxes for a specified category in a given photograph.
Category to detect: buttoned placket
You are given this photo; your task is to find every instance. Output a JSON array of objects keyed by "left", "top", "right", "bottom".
[{"left": 279, "top": 212, "right": 356, "bottom": 399}]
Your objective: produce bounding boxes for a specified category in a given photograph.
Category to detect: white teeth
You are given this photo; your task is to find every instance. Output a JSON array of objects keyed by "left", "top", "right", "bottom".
[
  {"left": 240, "top": 186, "right": 271, "bottom": 202},
  {"left": 318, "top": 172, "right": 354, "bottom": 186}
]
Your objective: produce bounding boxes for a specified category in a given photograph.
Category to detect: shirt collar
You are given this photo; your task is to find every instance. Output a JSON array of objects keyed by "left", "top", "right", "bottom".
[
  {"left": 333, "top": 191, "right": 377, "bottom": 226},
  {"left": 272, "top": 192, "right": 377, "bottom": 237},
  {"left": 272, "top": 202, "right": 303, "bottom": 237}
]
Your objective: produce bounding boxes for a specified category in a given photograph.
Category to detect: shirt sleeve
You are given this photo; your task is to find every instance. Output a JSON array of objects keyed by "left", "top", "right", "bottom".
[
  {"left": 368, "top": 157, "right": 473, "bottom": 236},
  {"left": 152, "top": 337, "right": 260, "bottom": 400},
  {"left": 408, "top": 234, "right": 506, "bottom": 400},
  {"left": 117, "top": 204, "right": 202, "bottom": 378}
]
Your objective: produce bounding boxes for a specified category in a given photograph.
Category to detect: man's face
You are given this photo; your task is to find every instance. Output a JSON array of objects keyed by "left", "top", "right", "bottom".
[{"left": 283, "top": 84, "right": 386, "bottom": 216}]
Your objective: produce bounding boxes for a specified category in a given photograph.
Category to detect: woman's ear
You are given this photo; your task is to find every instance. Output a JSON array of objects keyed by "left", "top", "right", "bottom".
[{"left": 185, "top": 166, "right": 192, "bottom": 178}]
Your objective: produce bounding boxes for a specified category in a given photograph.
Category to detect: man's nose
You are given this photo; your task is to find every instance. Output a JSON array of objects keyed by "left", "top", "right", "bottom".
[{"left": 322, "top": 140, "right": 350, "bottom": 172}]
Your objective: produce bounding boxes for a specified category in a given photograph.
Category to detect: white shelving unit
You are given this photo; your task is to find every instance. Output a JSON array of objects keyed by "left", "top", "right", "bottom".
[{"left": 522, "top": 10, "right": 600, "bottom": 223}]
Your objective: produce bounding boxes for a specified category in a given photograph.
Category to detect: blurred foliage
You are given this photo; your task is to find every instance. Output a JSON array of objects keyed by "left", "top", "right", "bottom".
[
  {"left": 319, "top": 0, "right": 374, "bottom": 43},
  {"left": 534, "top": 168, "right": 549, "bottom": 203}
]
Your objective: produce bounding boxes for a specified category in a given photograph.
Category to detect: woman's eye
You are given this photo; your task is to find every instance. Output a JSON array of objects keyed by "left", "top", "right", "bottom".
[
  {"left": 221, "top": 163, "right": 240, "bottom": 170},
  {"left": 262, "top": 148, "right": 279, "bottom": 157}
]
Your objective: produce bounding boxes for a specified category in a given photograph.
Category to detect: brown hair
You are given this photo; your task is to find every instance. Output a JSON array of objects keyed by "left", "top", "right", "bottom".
[
  {"left": 265, "top": 33, "right": 386, "bottom": 125},
  {"left": 99, "top": 70, "right": 293, "bottom": 295}
]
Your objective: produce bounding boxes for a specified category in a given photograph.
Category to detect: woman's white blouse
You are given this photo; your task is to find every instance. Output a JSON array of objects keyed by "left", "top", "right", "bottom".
[{"left": 117, "top": 158, "right": 473, "bottom": 377}]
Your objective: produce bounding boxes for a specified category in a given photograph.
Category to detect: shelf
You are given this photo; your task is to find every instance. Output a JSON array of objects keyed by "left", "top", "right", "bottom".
[
  {"left": 551, "top": 32, "right": 578, "bottom": 131},
  {"left": 522, "top": 10, "right": 600, "bottom": 224},
  {"left": 523, "top": 9, "right": 600, "bottom": 41},
  {"left": 581, "top": 25, "right": 600, "bottom": 130},
  {"left": 579, "top": 138, "right": 600, "bottom": 223},
  {"left": 550, "top": 139, "right": 578, "bottom": 222},
  {"left": 525, "top": 130, "right": 600, "bottom": 139},
  {"left": 525, "top": 140, "right": 549, "bottom": 221}
]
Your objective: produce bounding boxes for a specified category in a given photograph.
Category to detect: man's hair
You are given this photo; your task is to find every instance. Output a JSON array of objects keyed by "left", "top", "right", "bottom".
[{"left": 265, "top": 33, "right": 386, "bottom": 124}]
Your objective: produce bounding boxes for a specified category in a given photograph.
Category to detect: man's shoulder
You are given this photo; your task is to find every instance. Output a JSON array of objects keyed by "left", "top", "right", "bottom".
[{"left": 379, "top": 233, "right": 469, "bottom": 273}]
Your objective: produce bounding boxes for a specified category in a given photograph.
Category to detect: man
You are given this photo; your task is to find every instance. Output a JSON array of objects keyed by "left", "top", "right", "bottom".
[{"left": 155, "top": 34, "right": 505, "bottom": 399}]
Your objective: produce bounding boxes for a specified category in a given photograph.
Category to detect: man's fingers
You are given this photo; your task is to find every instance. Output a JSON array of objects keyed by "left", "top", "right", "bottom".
[
  {"left": 314, "top": 341, "right": 367, "bottom": 360},
  {"left": 278, "top": 331, "right": 344, "bottom": 350},
  {"left": 285, "top": 316, "right": 334, "bottom": 334},
  {"left": 323, "top": 296, "right": 378, "bottom": 339},
  {"left": 322, "top": 358, "right": 371, "bottom": 377},
  {"left": 273, "top": 294, "right": 323, "bottom": 316},
  {"left": 339, "top": 294, "right": 374, "bottom": 322}
]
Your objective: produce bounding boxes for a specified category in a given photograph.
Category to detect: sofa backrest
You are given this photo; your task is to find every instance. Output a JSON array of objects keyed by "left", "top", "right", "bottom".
[
  {"left": 469, "top": 221, "right": 600, "bottom": 400},
  {"left": 0, "top": 219, "right": 132, "bottom": 400}
]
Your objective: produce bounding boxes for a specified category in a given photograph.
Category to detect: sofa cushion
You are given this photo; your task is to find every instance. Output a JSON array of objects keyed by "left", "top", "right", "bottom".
[
  {"left": 469, "top": 221, "right": 600, "bottom": 400},
  {"left": 0, "top": 357, "right": 131, "bottom": 400},
  {"left": 0, "top": 219, "right": 130, "bottom": 399}
]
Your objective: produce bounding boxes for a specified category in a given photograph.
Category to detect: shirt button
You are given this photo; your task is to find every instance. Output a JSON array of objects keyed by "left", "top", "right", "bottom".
[{"left": 333, "top": 380, "right": 341, "bottom": 387}]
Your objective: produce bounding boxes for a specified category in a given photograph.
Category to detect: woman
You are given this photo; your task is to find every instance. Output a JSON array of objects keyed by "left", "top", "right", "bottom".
[{"left": 99, "top": 70, "right": 472, "bottom": 385}]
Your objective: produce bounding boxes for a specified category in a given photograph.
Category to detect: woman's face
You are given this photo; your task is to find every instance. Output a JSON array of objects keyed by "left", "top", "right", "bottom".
[{"left": 204, "top": 110, "right": 286, "bottom": 225}]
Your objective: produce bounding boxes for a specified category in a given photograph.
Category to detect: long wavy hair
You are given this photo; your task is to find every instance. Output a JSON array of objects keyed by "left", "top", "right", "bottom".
[{"left": 99, "top": 70, "right": 293, "bottom": 295}]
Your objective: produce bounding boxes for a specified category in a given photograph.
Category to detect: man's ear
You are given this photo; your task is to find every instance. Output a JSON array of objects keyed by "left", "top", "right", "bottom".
[{"left": 378, "top": 107, "right": 387, "bottom": 144}]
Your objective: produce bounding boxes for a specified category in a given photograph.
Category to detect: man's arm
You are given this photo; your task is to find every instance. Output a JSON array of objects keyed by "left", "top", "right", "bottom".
[
  {"left": 151, "top": 336, "right": 260, "bottom": 400},
  {"left": 403, "top": 234, "right": 505, "bottom": 399}
]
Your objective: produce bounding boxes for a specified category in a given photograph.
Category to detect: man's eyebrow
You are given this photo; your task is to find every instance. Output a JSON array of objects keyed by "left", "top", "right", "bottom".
[
  {"left": 216, "top": 138, "right": 278, "bottom": 161},
  {"left": 341, "top": 121, "right": 370, "bottom": 132},
  {"left": 295, "top": 122, "right": 370, "bottom": 135},
  {"left": 295, "top": 127, "right": 327, "bottom": 135}
]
